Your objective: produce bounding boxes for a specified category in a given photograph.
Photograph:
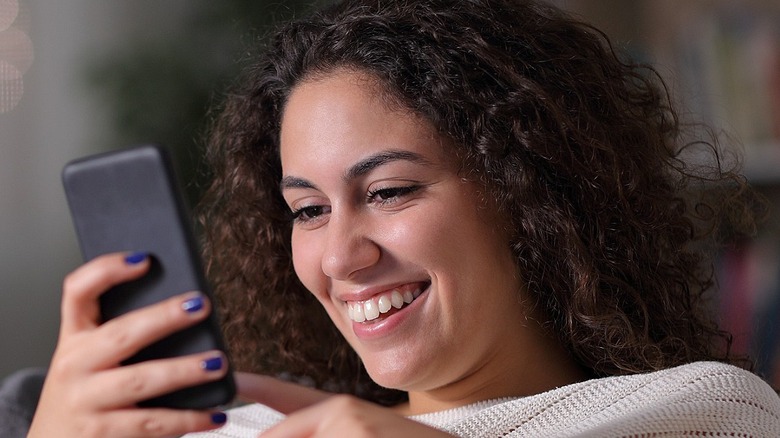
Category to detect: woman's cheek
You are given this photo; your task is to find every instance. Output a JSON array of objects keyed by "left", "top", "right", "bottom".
[
  {"left": 389, "top": 209, "right": 451, "bottom": 258},
  {"left": 291, "top": 231, "right": 326, "bottom": 300}
]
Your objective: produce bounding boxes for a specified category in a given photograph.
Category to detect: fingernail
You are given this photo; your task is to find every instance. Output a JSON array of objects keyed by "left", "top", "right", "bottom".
[
  {"left": 124, "top": 252, "right": 148, "bottom": 264},
  {"left": 181, "top": 295, "right": 204, "bottom": 313},
  {"left": 211, "top": 412, "right": 227, "bottom": 425},
  {"left": 201, "top": 356, "right": 223, "bottom": 372}
]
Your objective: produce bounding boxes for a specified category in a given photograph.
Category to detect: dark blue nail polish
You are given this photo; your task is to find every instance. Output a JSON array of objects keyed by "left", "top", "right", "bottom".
[
  {"left": 211, "top": 412, "right": 227, "bottom": 425},
  {"left": 124, "top": 252, "right": 148, "bottom": 264},
  {"left": 201, "top": 356, "right": 223, "bottom": 372},
  {"left": 182, "top": 295, "right": 204, "bottom": 313}
]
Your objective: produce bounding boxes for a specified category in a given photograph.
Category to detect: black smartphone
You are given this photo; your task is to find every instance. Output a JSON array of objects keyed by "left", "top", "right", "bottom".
[{"left": 61, "top": 144, "right": 235, "bottom": 409}]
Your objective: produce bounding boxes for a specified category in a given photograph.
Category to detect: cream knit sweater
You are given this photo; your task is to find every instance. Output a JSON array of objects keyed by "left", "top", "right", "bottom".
[{"left": 188, "top": 361, "right": 780, "bottom": 437}]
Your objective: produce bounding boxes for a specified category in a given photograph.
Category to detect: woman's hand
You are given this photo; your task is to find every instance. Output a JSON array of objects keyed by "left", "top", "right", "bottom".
[
  {"left": 236, "top": 373, "right": 453, "bottom": 438},
  {"left": 27, "top": 252, "right": 229, "bottom": 438}
]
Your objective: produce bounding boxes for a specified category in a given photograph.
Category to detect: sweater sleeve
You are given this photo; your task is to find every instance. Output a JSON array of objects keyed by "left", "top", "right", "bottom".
[
  {"left": 0, "top": 367, "right": 46, "bottom": 438},
  {"left": 187, "top": 362, "right": 780, "bottom": 437},
  {"left": 582, "top": 362, "right": 780, "bottom": 438},
  {"left": 427, "top": 362, "right": 780, "bottom": 437}
]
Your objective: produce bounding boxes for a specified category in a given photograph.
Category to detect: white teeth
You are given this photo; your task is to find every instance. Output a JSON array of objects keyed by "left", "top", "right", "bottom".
[
  {"left": 364, "top": 299, "right": 380, "bottom": 321},
  {"left": 347, "top": 285, "right": 428, "bottom": 323},
  {"left": 390, "top": 290, "right": 404, "bottom": 309},
  {"left": 353, "top": 303, "right": 366, "bottom": 322},
  {"left": 377, "top": 295, "right": 392, "bottom": 313}
]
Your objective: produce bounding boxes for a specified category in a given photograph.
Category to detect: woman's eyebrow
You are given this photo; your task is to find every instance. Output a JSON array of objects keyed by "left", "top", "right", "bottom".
[
  {"left": 345, "top": 150, "right": 431, "bottom": 181},
  {"left": 280, "top": 150, "right": 432, "bottom": 192},
  {"left": 279, "top": 175, "right": 317, "bottom": 191}
]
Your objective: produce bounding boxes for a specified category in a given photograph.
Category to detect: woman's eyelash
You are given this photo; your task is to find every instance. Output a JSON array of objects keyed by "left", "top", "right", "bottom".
[
  {"left": 290, "top": 205, "right": 328, "bottom": 222},
  {"left": 367, "top": 185, "right": 421, "bottom": 203},
  {"left": 290, "top": 185, "right": 421, "bottom": 222}
]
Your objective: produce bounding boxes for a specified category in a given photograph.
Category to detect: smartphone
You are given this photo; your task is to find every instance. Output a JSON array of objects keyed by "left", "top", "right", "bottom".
[{"left": 62, "top": 144, "right": 235, "bottom": 409}]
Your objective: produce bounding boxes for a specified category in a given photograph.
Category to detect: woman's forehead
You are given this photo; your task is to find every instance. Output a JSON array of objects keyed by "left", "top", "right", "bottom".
[{"left": 279, "top": 70, "right": 451, "bottom": 173}]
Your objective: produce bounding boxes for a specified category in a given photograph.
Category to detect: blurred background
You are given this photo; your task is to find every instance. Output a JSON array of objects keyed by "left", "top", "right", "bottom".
[
  {"left": 1, "top": 0, "right": 779, "bottom": 389},
  {"left": 0, "top": 0, "right": 333, "bottom": 380}
]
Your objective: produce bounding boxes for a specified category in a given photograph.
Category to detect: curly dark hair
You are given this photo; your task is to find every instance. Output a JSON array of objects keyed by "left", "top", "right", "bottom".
[{"left": 198, "top": 0, "right": 765, "bottom": 404}]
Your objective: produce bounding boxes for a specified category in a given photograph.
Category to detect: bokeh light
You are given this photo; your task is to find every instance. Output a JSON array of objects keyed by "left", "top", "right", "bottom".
[
  {"left": 0, "top": 0, "right": 18, "bottom": 32},
  {"left": 0, "top": 59, "right": 22, "bottom": 112},
  {"left": 0, "top": 0, "right": 32, "bottom": 113}
]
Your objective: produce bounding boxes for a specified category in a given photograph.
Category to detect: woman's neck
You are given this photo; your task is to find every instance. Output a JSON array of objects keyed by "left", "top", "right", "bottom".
[{"left": 397, "top": 327, "right": 588, "bottom": 416}]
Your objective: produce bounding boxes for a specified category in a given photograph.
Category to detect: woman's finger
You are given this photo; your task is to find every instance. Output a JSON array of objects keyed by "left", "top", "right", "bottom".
[
  {"left": 107, "top": 408, "right": 228, "bottom": 438},
  {"left": 82, "top": 350, "right": 228, "bottom": 410},
  {"left": 60, "top": 252, "right": 150, "bottom": 336},
  {"left": 48, "top": 407, "right": 227, "bottom": 438},
  {"left": 83, "top": 291, "right": 211, "bottom": 370},
  {"left": 234, "top": 372, "right": 331, "bottom": 414}
]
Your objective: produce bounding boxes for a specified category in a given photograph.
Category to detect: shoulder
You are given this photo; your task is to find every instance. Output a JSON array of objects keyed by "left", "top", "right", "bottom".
[
  {"left": 423, "top": 362, "right": 780, "bottom": 437},
  {"left": 184, "top": 403, "right": 284, "bottom": 438},
  {"left": 615, "top": 361, "right": 780, "bottom": 420},
  {"left": 584, "top": 361, "right": 780, "bottom": 436},
  {"left": 622, "top": 360, "right": 778, "bottom": 401}
]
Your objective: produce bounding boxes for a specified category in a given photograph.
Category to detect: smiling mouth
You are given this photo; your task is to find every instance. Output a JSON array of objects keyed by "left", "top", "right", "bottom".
[{"left": 346, "top": 282, "right": 429, "bottom": 323}]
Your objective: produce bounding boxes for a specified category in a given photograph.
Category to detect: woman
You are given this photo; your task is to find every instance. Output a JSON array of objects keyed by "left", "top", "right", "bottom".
[{"left": 29, "top": 0, "right": 780, "bottom": 436}]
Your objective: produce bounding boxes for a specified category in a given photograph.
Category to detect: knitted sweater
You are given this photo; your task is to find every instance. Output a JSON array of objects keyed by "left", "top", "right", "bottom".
[{"left": 188, "top": 361, "right": 780, "bottom": 437}]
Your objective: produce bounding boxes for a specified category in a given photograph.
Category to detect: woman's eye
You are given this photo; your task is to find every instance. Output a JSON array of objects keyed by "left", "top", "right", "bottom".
[
  {"left": 291, "top": 205, "right": 330, "bottom": 222},
  {"left": 367, "top": 185, "right": 421, "bottom": 204}
]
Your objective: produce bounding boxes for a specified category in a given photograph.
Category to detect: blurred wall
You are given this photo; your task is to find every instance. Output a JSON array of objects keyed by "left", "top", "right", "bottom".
[
  {"left": 0, "top": 0, "right": 322, "bottom": 380},
  {"left": 0, "top": 1, "right": 188, "bottom": 379}
]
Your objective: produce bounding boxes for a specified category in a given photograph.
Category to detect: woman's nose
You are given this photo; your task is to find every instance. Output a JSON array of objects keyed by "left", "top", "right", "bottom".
[{"left": 321, "top": 212, "right": 380, "bottom": 280}]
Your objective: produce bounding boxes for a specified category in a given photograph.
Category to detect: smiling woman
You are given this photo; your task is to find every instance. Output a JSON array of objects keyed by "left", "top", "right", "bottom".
[
  {"left": 185, "top": 0, "right": 780, "bottom": 434},
  {"left": 26, "top": 0, "right": 780, "bottom": 437},
  {"left": 278, "top": 70, "right": 571, "bottom": 405}
]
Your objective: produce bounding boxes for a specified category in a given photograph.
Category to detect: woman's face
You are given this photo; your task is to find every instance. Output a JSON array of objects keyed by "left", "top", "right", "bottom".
[{"left": 279, "top": 70, "right": 530, "bottom": 393}]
